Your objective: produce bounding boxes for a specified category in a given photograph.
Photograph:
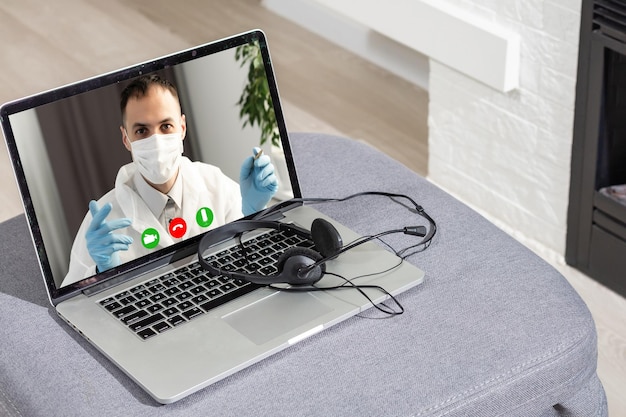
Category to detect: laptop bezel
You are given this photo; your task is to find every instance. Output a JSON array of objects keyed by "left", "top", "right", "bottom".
[{"left": 0, "top": 29, "right": 301, "bottom": 305}]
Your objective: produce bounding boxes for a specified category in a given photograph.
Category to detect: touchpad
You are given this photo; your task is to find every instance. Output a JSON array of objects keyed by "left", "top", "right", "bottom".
[{"left": 223, "top": 292, "right": 333, "bottom": 345}]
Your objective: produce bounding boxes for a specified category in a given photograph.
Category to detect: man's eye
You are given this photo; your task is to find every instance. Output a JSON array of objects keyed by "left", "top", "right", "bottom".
[
  {"left": 161, "top": 124, "right": 173, "bottom": 131},
  {"left": 135, "top": 128, "right": 147, "bottom": 136}
]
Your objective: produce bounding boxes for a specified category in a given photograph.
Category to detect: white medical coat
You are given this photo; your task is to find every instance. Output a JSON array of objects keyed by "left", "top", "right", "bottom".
[{"left": 62, "top": 157, "right": 242, "bottom": 286}]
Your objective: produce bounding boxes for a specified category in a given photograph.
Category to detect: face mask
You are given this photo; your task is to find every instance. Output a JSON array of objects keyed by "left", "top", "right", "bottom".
[{"left": 129, "top": 132, "right": 184, "bottom": 185}]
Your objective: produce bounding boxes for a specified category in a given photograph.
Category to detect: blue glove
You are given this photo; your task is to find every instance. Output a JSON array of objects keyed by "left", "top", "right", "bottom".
[
  {"left": 239, "top": 147, "right": 278, "bottom": 216},
  {"left": 85, "top": 201, "right": 133, "bottom": 272}
]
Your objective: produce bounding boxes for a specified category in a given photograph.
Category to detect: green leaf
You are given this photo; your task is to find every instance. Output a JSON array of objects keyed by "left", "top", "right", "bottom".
[{"left": 235, "top": 41, "right": 280, "bottom": 147}]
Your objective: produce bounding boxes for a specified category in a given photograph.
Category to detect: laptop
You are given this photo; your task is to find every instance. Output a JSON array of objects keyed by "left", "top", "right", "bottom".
[{"left": 0, "top": 29, "right": 425, "bottom": 404}]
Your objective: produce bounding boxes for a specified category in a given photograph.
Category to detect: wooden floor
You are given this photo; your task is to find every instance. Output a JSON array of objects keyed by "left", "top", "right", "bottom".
[{"left": 0, "top": 1, "right": 623, "bottom": 415}]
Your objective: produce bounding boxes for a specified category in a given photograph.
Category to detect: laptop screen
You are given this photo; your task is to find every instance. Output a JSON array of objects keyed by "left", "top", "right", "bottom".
[{"left": 0, "top": 30, "right": 298, "bottom": 300}]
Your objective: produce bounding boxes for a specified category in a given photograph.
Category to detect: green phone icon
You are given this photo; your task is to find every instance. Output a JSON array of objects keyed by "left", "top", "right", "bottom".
[{"left": 196, "top": 207, "right": 214, "bottom": 228}]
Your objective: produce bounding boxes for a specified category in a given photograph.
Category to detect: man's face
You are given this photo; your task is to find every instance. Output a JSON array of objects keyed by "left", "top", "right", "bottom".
[{"left": 121, "top": 85, "right": 186, "bottom": 150}]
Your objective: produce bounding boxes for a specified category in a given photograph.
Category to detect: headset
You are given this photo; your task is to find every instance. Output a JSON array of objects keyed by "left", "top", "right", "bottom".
[
  {"left": 197, "top": 191, "right": 437, "bottom": 288},
  {"left": 197, "top": 219, "right": 330, "bottom": 286}
]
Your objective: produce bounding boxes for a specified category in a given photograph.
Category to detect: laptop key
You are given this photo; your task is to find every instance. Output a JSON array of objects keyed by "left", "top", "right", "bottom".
[
  {"left": 178, "top": 271, "right": 195, "bottom": 281},
  {"left": 146, "top": 304, "right": 163, "bottom": 314},
  {"left": 178, "top": 281, "right": 194, "bottom": 290},
  {"left": 207, "top": 288, "right": 223, "bottom": 298},
  {"left": 121, "top": 309, "right": 148, "bottom": 325},
  {"left": 162, "top": 297, "right": 177, "bottom": 307},
  {"left": 178, "top": 301, "right": 194, "bottom": 311},
  {"left": 118, "top": 295, "right": 137, "bottom": 305},
  {"left": 192, "top": 294, "right": 209, "bottom": 304},
  {"left": 134, "top": 289, "right": 152, "bottom": 300},
  {"left": 192, "top": 275, "right": 210, "bottom": 285},
  {"left": 112, "top": 305, "right": 136, "bottom": 318},
  {"left": 272, "top": 241, "right": 289, "bottom": 251},
  {"left": 162, "top": 277, "right": 179, "bottom": 287},
  {"left": 137, "top": 327, "right": 157, "bottom": 340},
  {"left": 189, "top": 285, "right": 205, "bottom": 295},
  {"left": 99, "top": 297, "right": 115, "bottom": 306},
  {"left": 205, "top": 280, "right": 220, "bottom": 288},
  {"left": 153, "top": 321, "right": 171, "bottom": 333},
  {"left": 243, "top": 263, "right": 261, "bottom": 273},
  {"left": 135, "top": 299, "right": 152, "bottom": 309},
  {"left": 187, "top": 261, "right": 201, "bottom": 270},
  {"left": 129, "top": 313, "right": 165, "bottom": 332},
  {"left": 145, "top": 278, "right": 159, "bottom": 287},
  {"left": 148, "top": 283, "right": 166, "bottom": 293},
  {"left": 257, "top": 257, "right": 273, "bottom": 266},
  {"left": 168, "top": 315, "right": 186, "bottom": 326},
  {"left": 257, "top": 238, "right": 272, "bottom": 248},
  {"left": 176, "top": 291, "right": 192, "bottom": 301},
  {"left": 150, "top": 293, "right": 166, "bottom": 303},
  {"left": 182, "top": 307, "right": 203, "bottom": 321},
  {"left": 130, "top": 285, "right": 146, "bottom": 293},
  {"left": 259, "top": 266, "right": 276, "bottom": 275},
  {"left": 161, "top": 272, "right": 176, "bottom": 281},
  {"left": 103, "top": 301, "right": 122, "bottom": 312},
  {"left": 247, "top": 252, "right": 262, "bottom": 261},
  {"left": 232, "top": 258, "right": 246, "bottom": 268},
  {"left": 164, "top": 287, "right": 181, "bottom": 297},
  {"left": 268, "top": 233, "right": 283, "bottom": 243},
  {"left": 163, "top": 307, "right": 179, "bottom": 317}
]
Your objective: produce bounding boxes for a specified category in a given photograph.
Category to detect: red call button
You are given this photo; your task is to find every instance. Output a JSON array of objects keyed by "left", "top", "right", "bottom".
[{"left": 169, "top": 217, "right": 187, "bottom": 238}]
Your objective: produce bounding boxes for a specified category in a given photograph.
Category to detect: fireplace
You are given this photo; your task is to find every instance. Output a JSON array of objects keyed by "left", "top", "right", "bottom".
[{"left": 567, "top": 0, "right": 626, "bottom": 296}]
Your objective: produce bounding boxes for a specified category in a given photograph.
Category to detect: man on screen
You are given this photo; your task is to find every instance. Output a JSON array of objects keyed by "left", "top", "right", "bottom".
[{"left": 62, "top": 75, "right": 277, "bottom": 286}]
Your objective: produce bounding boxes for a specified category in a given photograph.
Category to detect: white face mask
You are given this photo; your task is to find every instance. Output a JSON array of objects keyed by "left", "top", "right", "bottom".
[{"left": 129, "top": 132, "right": 184, "bottom": 185}]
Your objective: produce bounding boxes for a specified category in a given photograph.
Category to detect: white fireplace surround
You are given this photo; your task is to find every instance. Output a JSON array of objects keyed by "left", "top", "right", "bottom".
[
  {"left": 263, "top": 0, "right": 582, "bottom": 260},
  {"left": 268, "top": 0, "right": 520, "bottom": 92}
]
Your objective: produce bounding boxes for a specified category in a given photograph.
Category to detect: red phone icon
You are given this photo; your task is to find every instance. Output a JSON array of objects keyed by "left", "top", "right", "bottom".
[{"left": 169, "top": 218, "right": 187, "bottom": 239}]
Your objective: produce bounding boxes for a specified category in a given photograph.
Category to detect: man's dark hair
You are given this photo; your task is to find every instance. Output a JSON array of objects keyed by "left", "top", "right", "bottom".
[{"left": 120, "top": 74, "right": 180, "bottom": 123}]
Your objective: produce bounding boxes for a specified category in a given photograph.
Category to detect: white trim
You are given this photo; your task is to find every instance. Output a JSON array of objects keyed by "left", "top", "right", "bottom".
[{"left": 262, "top": 0, "right": 430, "bottom": 91}]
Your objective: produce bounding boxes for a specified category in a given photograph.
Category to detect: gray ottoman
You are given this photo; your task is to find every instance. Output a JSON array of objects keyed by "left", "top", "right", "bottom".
[{"left": 0, "top": 133, "right": 607, "bottom": 416}]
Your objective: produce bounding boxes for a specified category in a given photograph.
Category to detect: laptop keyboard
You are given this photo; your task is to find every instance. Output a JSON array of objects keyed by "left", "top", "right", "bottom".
[{"left": 98, "top": 228, "right": 315, "bottom": 340}]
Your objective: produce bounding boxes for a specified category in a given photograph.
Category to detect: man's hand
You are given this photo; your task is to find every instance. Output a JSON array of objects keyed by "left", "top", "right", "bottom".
[
  {"left": 239, "top": 147, "right": 278, "bottom": 216},
  {"left": 85, "top": 201, "right": 133, "bottom": 272}
]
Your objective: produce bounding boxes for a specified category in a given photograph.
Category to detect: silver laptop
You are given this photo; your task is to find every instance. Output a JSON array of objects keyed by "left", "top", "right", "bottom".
[{"left": 0, "top": 30, "right": 425, "bottom": 404}]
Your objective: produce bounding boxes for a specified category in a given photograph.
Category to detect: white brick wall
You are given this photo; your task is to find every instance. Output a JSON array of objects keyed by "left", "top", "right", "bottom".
[
  {"left": 428, "top": 0, "right": 582, "bottom": 255},
  {"left": 263, "top": 0, "right": 582, "bottom": 256}
]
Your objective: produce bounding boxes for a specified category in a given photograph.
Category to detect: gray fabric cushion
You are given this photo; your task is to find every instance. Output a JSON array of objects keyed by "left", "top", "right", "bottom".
[{"left": 0, "top": 132, "right": 607, "bottom": 416}]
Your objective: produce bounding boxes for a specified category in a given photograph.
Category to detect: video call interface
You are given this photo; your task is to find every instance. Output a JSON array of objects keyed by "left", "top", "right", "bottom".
[{"left": 9, "top": 40, "right": 291, "bottom": 290}]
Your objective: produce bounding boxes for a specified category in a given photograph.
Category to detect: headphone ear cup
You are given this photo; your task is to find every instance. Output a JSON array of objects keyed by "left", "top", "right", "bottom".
[
  {"left": 311, "top": 218, "right": 343, "bottom": 258},
  {"left": 277, "top": 247, "right": 325, "bottom": 285}
]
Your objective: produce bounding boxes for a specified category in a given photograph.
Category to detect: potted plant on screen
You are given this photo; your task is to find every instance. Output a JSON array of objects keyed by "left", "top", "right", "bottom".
[{"left": 235, "top": 42, "right": 292, "bottom": 199}]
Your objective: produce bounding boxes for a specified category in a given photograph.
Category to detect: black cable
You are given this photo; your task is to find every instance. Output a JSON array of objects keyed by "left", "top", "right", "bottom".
[
  {"left": 252, "top": 191, "right": 437, "bottom": 253},
  {"left": 268, "top": 274, "right": 405, "bottom": 317}
]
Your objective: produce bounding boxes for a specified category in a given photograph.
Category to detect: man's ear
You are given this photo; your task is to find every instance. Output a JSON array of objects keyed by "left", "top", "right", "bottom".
[
  {"left": 121, "top": 126, "right": 132, "bottom": 152},
  {"left": 181, "top": 114, "right": 187, "bottom": 141}
]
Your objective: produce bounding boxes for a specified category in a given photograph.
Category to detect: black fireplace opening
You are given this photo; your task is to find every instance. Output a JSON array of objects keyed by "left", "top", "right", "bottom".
[
  {"left": 596, "top": 49, "right": 626, "bottom": 189},
  {"left": 597, "top": 49, "right": 626, "bottom": 197},
  {"left": 567, "top": 0, "right": 626, "bottom": 297}
]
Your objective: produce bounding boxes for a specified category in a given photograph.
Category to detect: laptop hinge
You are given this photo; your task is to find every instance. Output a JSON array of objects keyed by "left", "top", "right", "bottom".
[
  {"left": 81, "top": 256, "right": 171, "bottom": 297},
  {"left": 255, "top": 199, "right": 302, "bottom": 221}
]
